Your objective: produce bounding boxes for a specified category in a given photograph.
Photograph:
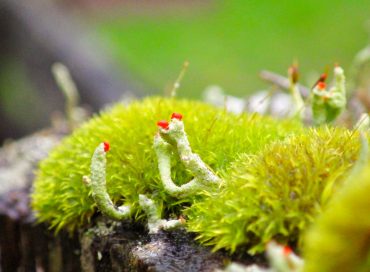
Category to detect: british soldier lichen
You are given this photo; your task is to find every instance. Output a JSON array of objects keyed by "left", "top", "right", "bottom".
[
  {"left": 32, "top": 97, "right": 302, "bottom": 232},
  {"left": 82, "top": 142, "right": 131, "bottom": 221},
  {"left": 311, "top": 66, "right": 346, "bottom": 126},
  {"left": 154, "top": 113, "right": 221, "bottom": 198}
]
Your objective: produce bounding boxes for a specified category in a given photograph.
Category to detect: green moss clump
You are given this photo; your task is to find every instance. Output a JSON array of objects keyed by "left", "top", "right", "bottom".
[
  {"left": 32, "top": 97, "right": 301, "bottom": 232},
  {"left": 303, "top": 162, "right": 370, "bottom": 272},
  {"left": 186, "top": 127, "right": 360, "bottom": 254}
]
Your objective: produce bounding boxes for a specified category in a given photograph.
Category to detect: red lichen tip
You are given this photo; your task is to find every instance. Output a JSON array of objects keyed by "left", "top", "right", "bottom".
[
  {"left": 103, "top": 142, "right": 110, "bottom": 152},
  {"left": 283, "top": 245, "right": 292, "bottom": 256},
  {"left": 171, "top": 112, "right": 183, "bottom": 120},
  {"left": 317, "top": 81, "right": 326, "bottom": 90},
  {"left": 157, "top": 120, "right": 169, "bottom": 130}
]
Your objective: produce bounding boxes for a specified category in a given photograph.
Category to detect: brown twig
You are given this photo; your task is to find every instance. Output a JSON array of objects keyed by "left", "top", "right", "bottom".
[{"left": 259, "top": 70, "right": 310, "bottom": 98}]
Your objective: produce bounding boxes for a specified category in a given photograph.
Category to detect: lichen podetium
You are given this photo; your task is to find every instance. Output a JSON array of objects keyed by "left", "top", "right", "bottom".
[{"left": 311, "top": 66, "right": 346, "bottom": 126}]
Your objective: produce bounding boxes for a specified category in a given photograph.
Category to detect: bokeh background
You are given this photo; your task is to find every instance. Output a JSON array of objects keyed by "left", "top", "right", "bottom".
[{"left": 1, "top": 0, "right": 370, "bottom": 142}]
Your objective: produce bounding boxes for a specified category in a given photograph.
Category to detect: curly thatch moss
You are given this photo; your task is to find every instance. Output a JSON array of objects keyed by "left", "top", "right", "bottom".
[
  {"left": 32, "top": 97, "right": 301, "bottom": 232},
  {"left": 186, "top": 127, "right": 361, "bottom": 254},
  {"left": 303, "top": 161, "right": 370, "bottom": 272}
]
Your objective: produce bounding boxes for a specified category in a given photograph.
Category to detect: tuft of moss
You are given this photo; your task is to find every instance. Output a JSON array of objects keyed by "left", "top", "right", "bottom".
[
  {"left": 186, "top": 127, "right": 361, "bottom": 254},
  {"left": 303, "top": 161, "right": 370, "bottom": 272},
  {"left": 32, "top": 97, "right": 302, "bottom": 232}
]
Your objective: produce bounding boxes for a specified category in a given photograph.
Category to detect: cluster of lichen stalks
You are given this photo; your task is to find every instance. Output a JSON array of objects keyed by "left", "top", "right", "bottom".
[{"left": 32, "top": 64, "right": 370, "bottom": 272}]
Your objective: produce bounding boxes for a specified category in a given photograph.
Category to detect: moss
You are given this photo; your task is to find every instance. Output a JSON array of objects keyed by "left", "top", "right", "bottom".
[
  {"left": 303, "top": 161, "right": 370, "bottom": 272},
  {"left": 32, "top": 97, "right": 302, "bottom": 232},
  {"left": 186, "top": 127, "right": 361, "bottom": 254}
]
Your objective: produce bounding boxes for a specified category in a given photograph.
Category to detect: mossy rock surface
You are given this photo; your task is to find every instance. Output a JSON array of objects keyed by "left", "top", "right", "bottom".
[
  {"left": 32, "top": 97, "right": 302, "bottom": 232},
  {"left": 186, "top": 127, "right": 361, "bottom": 254}
]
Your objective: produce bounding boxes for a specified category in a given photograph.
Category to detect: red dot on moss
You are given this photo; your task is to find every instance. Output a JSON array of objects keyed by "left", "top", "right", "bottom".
[
  {"left": 317, "top": 81, "right": 326, "bottom": 90},
  {"left": 157, "top": 120, "right": 169, "bottom": 130},
  {"left": 171, "top": 112, "right": 183, "bottom": 120},
  {"left": 103, "top": 142, "right": 110, "bottom": 152},
  {"left": 283, "top": 245, "right": 292, "bottom": 256}
]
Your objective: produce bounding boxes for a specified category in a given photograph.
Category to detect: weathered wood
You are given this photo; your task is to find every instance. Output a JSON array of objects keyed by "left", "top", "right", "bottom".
[
  {"left": 79, "top": 219, "right": 227, "bottom": 272},
  {"left": 259, "top": 70, "right": 310, "bottom": 98}
]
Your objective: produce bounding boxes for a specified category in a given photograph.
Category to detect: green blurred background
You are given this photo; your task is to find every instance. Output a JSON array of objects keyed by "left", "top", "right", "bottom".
[
  {"left": 1, "top": 0, "right": 370, "bottom": 142},
  {"left": 95, "top": 0, "right": 370, "bottom": 97}
]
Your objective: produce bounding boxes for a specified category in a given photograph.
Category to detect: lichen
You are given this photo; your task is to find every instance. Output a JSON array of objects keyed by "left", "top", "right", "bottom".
[
  {"left": 32, "top": 97, "right": 302, "bottom": 232},
  {"left": 311, "top": 66, "right": 346, "bottom": 126}
]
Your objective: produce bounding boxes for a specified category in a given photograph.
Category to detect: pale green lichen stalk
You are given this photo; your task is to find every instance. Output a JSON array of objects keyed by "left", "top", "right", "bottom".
[
  {"left": 83, "top": 142, "right": 131, "bottom": 220},
  {"left": 288, "top": 64, "right": 305, "bottom": 118},
  {"left": 154, "top": 113, "right": 220, "bottom": 198},
  {"left": 221, "top": 242, "right": 303, "bottom": 272},
  {"left": 265, "top": 241, "right": 304, "bottom": 272},
  {"left": 354, "top": 113, "right": 370, "bottom": 132},
  {"left": 138, "top": 194, "right": 183, "bottom": 234},
  {"left": 51, "top": 63, "right": 81, "bottom": 130},
  {"left": 312, "top": 66, "right": 346, "bottom": 126}
]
